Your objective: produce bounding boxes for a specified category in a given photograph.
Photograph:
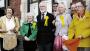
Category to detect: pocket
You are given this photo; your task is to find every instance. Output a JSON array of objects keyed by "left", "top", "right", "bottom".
[{"left": 3, "top": 34, "right": 17, "bottom": 50}]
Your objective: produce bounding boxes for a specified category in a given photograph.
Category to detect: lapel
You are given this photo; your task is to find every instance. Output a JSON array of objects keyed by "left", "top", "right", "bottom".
[
  {"left": 2, "top": 16, "right": 6, "bottom": 25},
  {"left": 38, "top": 14, "right": 42, "bottom": 21},
  {"left": 1, "top": 16, "right": 6, "bottom": 30},
  {"left": 46, "top": 12, "right": 50, "bottom": 20},
  {"left": 39, "top": 12, "right": 49, "bottom": 21},
  {"left": 1, "top": 15, "right": 15, "bottom": 31}
]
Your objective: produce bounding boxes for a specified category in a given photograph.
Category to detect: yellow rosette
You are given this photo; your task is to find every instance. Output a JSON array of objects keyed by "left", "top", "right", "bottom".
[
  {"left": 60, "top": 15, "right": 65, "bottom": 27},
  {"left": 32, "top": 22, "right": 36, "bottom": 29},
  {"left": 44, "top": 16, "right": 49, "bottom": 26}
]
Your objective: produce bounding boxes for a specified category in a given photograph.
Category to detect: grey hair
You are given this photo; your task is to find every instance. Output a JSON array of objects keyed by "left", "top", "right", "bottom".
[
  {"left": 25, "top": 12, "right": 34, "bottom": 22},
  {"left": 39, "top": 1, "right": 47, "bottom": 7}
]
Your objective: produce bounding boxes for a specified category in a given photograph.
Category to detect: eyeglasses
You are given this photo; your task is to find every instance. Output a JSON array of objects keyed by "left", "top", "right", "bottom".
[{"left": 76, "top": 5, "right": 83, "bottom": 8}]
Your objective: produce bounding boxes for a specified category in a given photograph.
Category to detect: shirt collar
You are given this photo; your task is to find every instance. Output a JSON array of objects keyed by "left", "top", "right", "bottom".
[
  {"left": 24, "top": 21, "right": 33, "bottom": 24},
  {"left": 41, "top": 11, "right": 47, "bottom": 16}
]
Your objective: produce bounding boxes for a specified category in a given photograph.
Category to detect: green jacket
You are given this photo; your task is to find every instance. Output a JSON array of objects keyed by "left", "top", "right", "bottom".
[{"left": 20, "top": 21, "right": 37, "bottom": 41}]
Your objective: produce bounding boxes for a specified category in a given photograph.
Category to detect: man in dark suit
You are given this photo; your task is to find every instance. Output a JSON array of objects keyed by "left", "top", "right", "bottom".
[{"left": 36, "top": 1, "right": 55, "bottom": 51}]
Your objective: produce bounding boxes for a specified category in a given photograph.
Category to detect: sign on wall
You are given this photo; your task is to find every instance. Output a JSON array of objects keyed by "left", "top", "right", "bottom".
[{"left": 0, "top": 0, "right": 5, "bottom": 8}]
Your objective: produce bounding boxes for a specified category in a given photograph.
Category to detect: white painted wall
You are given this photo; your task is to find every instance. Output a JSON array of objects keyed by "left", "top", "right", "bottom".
[
  {"left": 20, "top": 0, "right": 27, "bottom": 26},
  {"left": 46, "top": 0, "right": 52, "bottom": 13},
  {"left": 0, "top": 0, "right": 5, "bottom": 8}
]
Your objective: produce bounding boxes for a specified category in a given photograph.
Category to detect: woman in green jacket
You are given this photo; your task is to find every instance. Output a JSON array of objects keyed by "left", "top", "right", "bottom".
[{"left": 20, "top": 12, "right": 37, "bottom": 51}]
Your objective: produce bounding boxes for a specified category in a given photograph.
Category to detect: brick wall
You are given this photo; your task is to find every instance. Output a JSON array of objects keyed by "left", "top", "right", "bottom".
[{"left": 9, "top": 0, "right": 21, "bottom": 18}]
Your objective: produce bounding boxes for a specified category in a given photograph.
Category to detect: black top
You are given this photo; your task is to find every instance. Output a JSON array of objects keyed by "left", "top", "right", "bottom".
[{"left": 37, "top": 12, "right": 55, "bottom": 44}]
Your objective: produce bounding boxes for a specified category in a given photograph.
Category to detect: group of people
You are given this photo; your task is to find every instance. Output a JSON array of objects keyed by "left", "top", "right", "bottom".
[{"left": 0, "top": 0, "right": 90, "bottom": 51}]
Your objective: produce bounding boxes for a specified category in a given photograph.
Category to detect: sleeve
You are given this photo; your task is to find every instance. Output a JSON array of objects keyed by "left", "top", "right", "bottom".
[
  {"left": 68, "top": 18, "right": 75, "bottom": 40},
  {"left": 20, "top": 23, "right": 26, "bottom": 36},
  {"left": 0, "top": 18, "right": 5, "bottom": 31},
  {"left": 14, "top": 17, "right": 20, "bottom": 32},
  {"left": 67, "top": 14, "right": 72, "bottom": 26},
  {"left": 82, "top": 11, "right": 90, "bottom": 38},
  {"left": 0, "top": 18, "right": 2, "bottom": 29},
  {"left": 29, "top": 23, "right": 37, "bottom": 40},
  {"left": 0, "top": 18, "right": 3, "bottom": 34},
  {"left": 82, "top": 29, "right": 90, "bottom": 38}
]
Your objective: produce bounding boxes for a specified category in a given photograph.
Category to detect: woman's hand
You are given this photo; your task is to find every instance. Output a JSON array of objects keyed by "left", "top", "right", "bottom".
[
  {"left": 24, "top": 36, "right": 30, "bottom": 41},
  {"left": 0, "top": 29, "right": 7, "bottom": 33},
  {"left": 52, "top": 20, "right": 55, "bottom": 25}
]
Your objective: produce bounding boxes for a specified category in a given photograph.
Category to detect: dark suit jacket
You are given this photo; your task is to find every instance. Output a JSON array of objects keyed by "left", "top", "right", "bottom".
[{"left": 37, "top": 12, "right": 55, "bottom": 44}]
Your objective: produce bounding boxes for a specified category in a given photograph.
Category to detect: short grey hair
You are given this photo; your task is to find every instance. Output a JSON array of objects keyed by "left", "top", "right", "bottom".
[
  {"left": 39, "top": 1, "right": 47, "bottom": 7},
  {"left": 25, "top": 12, "right": 34, "bottom": 22}
]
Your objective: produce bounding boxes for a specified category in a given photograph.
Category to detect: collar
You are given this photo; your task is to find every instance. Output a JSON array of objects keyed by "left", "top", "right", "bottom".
[
  {"left": 27, "top": 21, "right": 33, "bottom": 23},
  {"left": 24, "top": 21, "right": 34, "bottom": 24},
  {"left": 44, "top": 11, "right": 47, "bottom": 16},
  {"left": 58, "top": 13, "right": 66, "bottom": 17},
  {"left": 41, "top": 11, "right": 47, "bottom": 16}
]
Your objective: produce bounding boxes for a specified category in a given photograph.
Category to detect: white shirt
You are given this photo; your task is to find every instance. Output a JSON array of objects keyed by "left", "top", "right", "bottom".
[
  {"left": 41, "top": 12, "right": 47, "bottom": 19},
  {"left": 6, "top": 17, "right": 15, "bottom": 31},
  {"left": 55, "top": 13, "right": 72, "bottom": 36}
]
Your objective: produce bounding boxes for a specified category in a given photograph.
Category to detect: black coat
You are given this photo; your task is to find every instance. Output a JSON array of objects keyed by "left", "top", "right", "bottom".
[{"left": 37, "top": 12, "right": 55, "bottom": 44}]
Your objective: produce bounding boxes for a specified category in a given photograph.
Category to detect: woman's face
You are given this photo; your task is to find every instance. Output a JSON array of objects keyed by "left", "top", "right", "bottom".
[
  {"left": 27, "top": 16, "right": 33, "bottom": 22},
  {"left": 58, "top": 4, "right": 65, "bottom": 14},
  {"left": 6, "top": 8, "right": 13, "bottom": 16},
  {"left": 76, "top": 2, "right": 85, "bottom": 14}
]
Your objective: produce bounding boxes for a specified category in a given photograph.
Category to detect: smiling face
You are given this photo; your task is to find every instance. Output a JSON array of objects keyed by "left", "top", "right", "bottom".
[
  {"left": 57, "top": 3, "right": 66, "bottom": 14},
  {"left": 39, "top": 1, "right": 47, "bottom": 14},
  {"left": 27, "top": 15, "right": 33, "bottom": 23},
  {"left": 76, "top": 2, "right": 85, "bottom": 14},
  {"left": 6, "top": 8, "right": 13, "bottom": 16},
  {"left": 71, "top": 3, "right": 76, "bottom": 11}
]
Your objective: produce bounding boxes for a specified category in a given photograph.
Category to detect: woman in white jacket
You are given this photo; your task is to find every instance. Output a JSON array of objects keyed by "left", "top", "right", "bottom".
[{"left": 54, "top": 3, "right": 72, "bottom": 51}]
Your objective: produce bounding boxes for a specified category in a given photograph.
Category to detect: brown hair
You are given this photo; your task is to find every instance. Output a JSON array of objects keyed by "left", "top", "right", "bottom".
[
  {"left": 76, "top": 1, "right": 86, "bottom": 7},
  {"left": 5, "top": 6, "right": 14, "bottom": 15}
]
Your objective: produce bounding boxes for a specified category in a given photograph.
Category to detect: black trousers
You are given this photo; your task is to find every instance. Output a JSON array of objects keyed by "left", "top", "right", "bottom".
[
  {"left": 23, "top": 40, "right": 37, "bottom": 51},
  {"left": 37, "top": 42, "right": 53, "bottom": 51},
  {"left": 0, "top": 38, "right": 14, "bottom": 51}
]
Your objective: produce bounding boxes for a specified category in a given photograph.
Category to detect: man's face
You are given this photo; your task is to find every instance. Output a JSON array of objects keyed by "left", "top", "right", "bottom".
[
  {"left": 6, "top": 8, "right": 13, "bottom": 16},
  {"left": 53, "top": 4, "right": 58, "bottom": 11},
  {"left": 76, "top": 2, "right": 84, "bottom": 13},
  {"left": 39, "top": 3, "right": 46, "bottom": 13},
  {"left": 71, "top": 4, "right": 76, "bottom": 11},
  {"left": 58, "top": 4, "right": 65, "bottom": 14}
]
